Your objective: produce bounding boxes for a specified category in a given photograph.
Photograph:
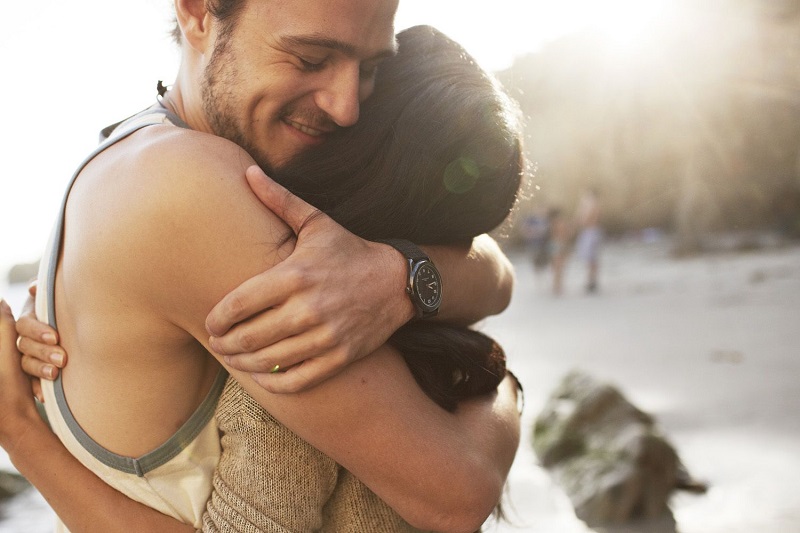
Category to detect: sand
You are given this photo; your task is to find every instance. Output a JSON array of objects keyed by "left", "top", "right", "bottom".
[
  {"left": 484, "top": 237, "right": 800, "bottom": 532},
  {"left": 2, "top": 237, "right": 799, "bottom": 532}
]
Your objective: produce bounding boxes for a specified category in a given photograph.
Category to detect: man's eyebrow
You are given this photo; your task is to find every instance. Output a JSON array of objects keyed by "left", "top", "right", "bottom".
[{"left": 279, "top": 34, "right": 397, "bottom": 60}]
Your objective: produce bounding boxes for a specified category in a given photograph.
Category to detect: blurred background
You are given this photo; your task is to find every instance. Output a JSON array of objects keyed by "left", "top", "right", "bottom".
[
  {"left": 498, "top": 0, "right": 800, "bottom": 255},
  {"left": 1, "top": 1, "right": 799, "bottom": 532},
  {"left": 3, "top": 0, "right": 800, "bottom": 283}
]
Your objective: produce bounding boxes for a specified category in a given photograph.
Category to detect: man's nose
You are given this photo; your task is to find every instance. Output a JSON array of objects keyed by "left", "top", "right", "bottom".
[{"left": 314, "top": 66, "right": 362, "bottom": 128}]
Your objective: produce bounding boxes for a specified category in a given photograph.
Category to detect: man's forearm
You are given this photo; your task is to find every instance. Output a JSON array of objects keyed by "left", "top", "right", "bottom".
[
  {"left": 432, "top": 374, "right": 521, "bottom": 531},
  {"left": 422, "top": 234, "right": 514, "bottom": 325},
  {"left": 218, "top": 345, "right": 521, "bottom": 533}
]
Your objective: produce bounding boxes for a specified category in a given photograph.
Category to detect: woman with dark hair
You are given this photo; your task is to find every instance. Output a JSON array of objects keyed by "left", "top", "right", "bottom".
[
  {"left": 280, "top": 24, "right": 524, "bottom": 412},
  {"left": 0, "top": 25, "right": 525, "bottom": 532}
]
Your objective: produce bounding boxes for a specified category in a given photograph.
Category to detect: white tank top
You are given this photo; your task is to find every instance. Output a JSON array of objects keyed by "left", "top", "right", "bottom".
[{"left": 36, "top": 103, "right": 226, "bottom": 532}]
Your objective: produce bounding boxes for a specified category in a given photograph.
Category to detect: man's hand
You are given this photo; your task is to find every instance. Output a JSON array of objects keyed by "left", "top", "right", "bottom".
[{"left": 205, "top": 165, "right": 414, "bottom": 393}]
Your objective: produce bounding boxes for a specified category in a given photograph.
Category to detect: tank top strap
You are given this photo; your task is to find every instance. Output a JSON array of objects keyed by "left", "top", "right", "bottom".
[{"left": 41, "top": 102, "right": 189, "bottom": 328}]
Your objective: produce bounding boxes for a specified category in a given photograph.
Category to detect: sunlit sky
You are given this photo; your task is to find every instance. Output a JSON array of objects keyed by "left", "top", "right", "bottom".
[{"left": 0, "top": 0, "right": 668, "bottom": 278}]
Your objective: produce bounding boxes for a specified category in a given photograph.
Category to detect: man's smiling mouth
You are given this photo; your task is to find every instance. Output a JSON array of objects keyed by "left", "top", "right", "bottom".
[{"left": 283, "top": 118, "right": 330, "bottom": 137}]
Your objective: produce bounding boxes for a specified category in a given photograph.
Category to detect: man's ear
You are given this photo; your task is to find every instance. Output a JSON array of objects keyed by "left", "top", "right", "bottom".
[{"left": 174, "top": 0, "right": 214, "bottom": 53}]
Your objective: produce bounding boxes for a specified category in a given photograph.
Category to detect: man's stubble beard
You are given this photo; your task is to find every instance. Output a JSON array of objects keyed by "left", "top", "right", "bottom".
[
  {"left": 201, "top": 30, "right": 342, "bottom": 177},
  {"left": 201, "top": 31, "right": 279, "bottom": 175}
]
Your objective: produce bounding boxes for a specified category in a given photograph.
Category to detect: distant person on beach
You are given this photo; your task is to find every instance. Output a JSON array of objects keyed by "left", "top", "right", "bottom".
[
  {"left": 575, "top": 187, "right": 603, "bottom": 293},
  {"left": 4, "top": 9, "right": 522, "bottom": 532},
  {"left": 548, "top": 206, "right": 572, "bottom": 296},
  {"left": 521, "top": 207, "right": 551, "bottom": 273}
]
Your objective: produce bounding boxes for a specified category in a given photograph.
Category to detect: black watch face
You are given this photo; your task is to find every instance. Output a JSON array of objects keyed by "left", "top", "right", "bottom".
[{"left": 413, "top": 263, "right": 442, "bottom": 311}]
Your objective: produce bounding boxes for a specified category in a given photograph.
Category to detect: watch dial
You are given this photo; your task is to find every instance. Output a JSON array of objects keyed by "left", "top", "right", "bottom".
[{"left": 415, "top": 264, "right": 442, "bottom": 310}]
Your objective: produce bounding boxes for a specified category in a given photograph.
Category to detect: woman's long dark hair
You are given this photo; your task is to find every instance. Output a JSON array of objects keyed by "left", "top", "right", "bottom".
[{"left": 276, "top": 25, "right": 525, "bottom": 411}]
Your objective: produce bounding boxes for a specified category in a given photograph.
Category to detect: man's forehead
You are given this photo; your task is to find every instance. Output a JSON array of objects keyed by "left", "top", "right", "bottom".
[
  {"left": 248, "top": 0, "right": 398, "bottom": 54},
  {"left": 278, "top": 33, "right": 397, "bottom": 61}
]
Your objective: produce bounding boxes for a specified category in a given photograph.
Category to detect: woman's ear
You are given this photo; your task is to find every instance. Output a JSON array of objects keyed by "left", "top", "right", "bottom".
[{"left": 174, "top": 0, "right": 214, "bottom": 53}]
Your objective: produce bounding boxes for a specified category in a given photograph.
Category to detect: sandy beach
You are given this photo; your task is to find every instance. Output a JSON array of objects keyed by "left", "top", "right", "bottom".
[
  {"left": 485, "top": 237, "right": 800, "bottom": 532},
  {"left": 2, "top": 237, "right": 799, "bottom": 532}
]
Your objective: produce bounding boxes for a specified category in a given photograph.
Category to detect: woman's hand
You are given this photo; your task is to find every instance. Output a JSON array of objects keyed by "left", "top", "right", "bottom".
[
  {"left": 13, "top": 283, "right": 66, "bottom": 402},
  {"left": 0, "top": 299, "right": 46, "bottom": 455},
  {"left": 3, "top": 299, "right": 196, "bottom": 533}
]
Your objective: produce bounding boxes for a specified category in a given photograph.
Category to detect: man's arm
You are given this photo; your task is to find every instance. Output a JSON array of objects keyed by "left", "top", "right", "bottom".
[
  {"left": 206, "top": 166, "right": 515, "bottom": 392},
  {"left": 135, "top": 144, "right": 520, "bottom": 532},
  {"left": 15, "top": 235, "right": 516, "bottom": 393},
  {"left": 15, "top": 149, "right": 520, "bottom": 531},
  {"left": 16, "top": 314, "right": 521, "bottom": 532},
  {"left": 420, "top": 234, "right": 514, "bottom": 325}
]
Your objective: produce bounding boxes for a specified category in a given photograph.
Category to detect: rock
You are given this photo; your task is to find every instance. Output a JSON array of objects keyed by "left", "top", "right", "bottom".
[
  {"left": 0, "top": 471, "right": 30, "bottom": 501},
  {"left": 532, "top": 371, "right": 706, "bottom": 528}
]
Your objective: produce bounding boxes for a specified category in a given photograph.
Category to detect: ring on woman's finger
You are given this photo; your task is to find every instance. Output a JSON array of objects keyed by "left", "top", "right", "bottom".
[{"left": 269, "top": 364, "right": 281, "bottom": 374}]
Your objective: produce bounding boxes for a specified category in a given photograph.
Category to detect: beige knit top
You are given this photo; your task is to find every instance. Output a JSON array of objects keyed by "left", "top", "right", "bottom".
[{"left": 200, "top": 377, "right": 426, "bottom": 532}]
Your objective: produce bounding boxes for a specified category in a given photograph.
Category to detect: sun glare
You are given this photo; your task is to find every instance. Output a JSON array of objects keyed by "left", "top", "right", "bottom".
[{"left": 587, "top": 0, "right": 669, "bottom": 53}]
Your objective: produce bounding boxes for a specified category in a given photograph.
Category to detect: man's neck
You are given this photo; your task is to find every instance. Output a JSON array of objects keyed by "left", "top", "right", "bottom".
[{"left": 164, "top": 80, "right": 214, "bottom": 135}]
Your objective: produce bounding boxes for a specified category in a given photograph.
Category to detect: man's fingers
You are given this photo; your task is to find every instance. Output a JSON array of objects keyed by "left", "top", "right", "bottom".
[
  {"left": 206, "top": 267, "right": 292, "bottom": 336},
  {"left": 250, "top": 354, "right": 347, "bottom": 394},
  {"left": 245, "top": 165, "right": 325, "bottom": 236},
  {"left": 209, "top": 293, "right": 326, "bottom": 355},
  {"left": 209, "top": 309, "right": 287, "bottom": 356},
  {"left": 221, "top": 331, "right": 336, "bottom": 374},
  {"left": 21, "top": 355, "right": 58, "bottom": 381}
]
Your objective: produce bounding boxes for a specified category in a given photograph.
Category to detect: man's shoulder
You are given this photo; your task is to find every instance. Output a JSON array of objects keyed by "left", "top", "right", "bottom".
[
  {"left": 70, "top": 123, "right": 289, "bottom": 312},
  {"left": 74, "top": 124, "right": 277, "bottom": 257},
  {"left": 122, "top": 125, "right": 253, "bottom": 183},
  {"left": 80, "top": 124, "right": 258, "bottom": 218}
]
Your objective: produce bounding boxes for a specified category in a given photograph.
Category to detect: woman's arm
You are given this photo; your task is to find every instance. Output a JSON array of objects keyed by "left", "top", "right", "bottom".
[
  {"left": 0, "top": 301, "right": 193, "bottom": 533},
  {"left": 8, "top": 426, "right": 196, "bottom": 533}
]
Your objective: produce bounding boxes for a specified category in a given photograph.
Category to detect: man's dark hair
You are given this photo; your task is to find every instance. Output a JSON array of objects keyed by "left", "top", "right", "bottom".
[{"left": 277, "top": 25, "right": 526, "bottom": 411}]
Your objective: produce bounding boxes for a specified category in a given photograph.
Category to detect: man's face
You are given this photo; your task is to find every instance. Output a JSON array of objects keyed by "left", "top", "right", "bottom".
[{"left": 201, "top": 0, "right": 398, "bottom": 172}]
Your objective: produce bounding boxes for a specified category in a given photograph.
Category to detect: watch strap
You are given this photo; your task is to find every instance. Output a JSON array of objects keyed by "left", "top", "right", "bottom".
[
  {"left": 377, "top": 239, "right": 430, "bottom": 262},
  {"left": 378, "top": 239, "right": 440, "bottom": 319}
]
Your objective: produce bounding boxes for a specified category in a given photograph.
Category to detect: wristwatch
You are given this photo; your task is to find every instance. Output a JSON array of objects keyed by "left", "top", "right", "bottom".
[{"left": 380, "top": 239, "right": 442, "bottom": 319}]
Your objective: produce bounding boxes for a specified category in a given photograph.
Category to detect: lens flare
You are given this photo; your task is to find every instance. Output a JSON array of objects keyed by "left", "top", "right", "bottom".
[{"left": 444, "top": 157, "right": 480, "bottom": 194}]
